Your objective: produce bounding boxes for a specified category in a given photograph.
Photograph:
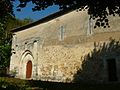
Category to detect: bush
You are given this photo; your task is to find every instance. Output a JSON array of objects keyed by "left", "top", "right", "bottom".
[
  {"left": 0, "top": 68, "right": 6, "bottom": 76},
  {"left": 0, "top": 77, "right": 30, "bottom": 90}
]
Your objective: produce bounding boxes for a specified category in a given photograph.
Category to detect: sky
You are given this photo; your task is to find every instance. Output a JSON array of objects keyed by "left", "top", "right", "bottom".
[{"left": 13, "top": 1, "right": 59, "bottom": 21}]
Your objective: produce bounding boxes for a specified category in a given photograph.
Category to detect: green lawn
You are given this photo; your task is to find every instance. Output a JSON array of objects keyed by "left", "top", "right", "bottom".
[{"left": 0, "top": 77, "right": 120, "bottom": 90}]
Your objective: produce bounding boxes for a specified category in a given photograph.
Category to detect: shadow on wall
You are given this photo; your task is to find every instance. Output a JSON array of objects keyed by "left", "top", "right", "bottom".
[{"left": 73, "top": 38, "right": 120, "bottom": 83}]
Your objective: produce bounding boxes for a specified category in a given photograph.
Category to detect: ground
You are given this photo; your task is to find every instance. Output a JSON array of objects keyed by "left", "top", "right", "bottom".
[{"left": 0, "top": 77, "right": 120, "bottom": 90}]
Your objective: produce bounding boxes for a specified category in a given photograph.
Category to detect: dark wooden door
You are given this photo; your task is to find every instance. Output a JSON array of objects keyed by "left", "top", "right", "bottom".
[
  {"left": 107, "top": 59, "right": 118, "bottom": 81},
  {"left": 26, "top": 61, "right": 32, "bottom": 79}
]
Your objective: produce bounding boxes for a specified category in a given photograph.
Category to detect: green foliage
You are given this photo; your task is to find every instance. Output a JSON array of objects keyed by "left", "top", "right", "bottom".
[
  {"left": 0, "top": 0, "right": 33, "bottom": 74},
  {"left": 0, "top": 17, "right": 11, "bottom": 69},
  {"left": 0, "top": 44, "right": 11, "bottom": 68},
  {"left": 1, "top": 77, "right": 120, "bottom": 90},
  {"left": 0, "top": 77, "right": 30, "bottom": 90},
  {"left": 0, "top": 0, "right": 13, "bottom": 15},
  {"left": 0, "top": 0, "right": 13, "bottom": 36},
  {"left": 5, "top": 17, "right": 33, "bottom": 31},
  {"left": 15, "top": 0, "right": 120, "bottom": 28},
  {"left": 0, "top": 16, "right": 33, "bottom": 69}
]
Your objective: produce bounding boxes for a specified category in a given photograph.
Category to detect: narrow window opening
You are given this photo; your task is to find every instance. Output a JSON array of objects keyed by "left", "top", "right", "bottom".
[
  {"left": 59, "top": 26, "right": 64, "bottom": 41},
  {"left": 87, "top": 17, "right": 93, "bottom": 35}
]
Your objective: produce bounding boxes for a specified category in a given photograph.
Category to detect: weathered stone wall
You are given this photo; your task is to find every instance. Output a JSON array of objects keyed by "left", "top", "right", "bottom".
[
  {"left": 37, "top": 43, "right": 94, "bottom": 82},
  {"left": 10, "top": 10, "right": 120, "bottom": 83}
]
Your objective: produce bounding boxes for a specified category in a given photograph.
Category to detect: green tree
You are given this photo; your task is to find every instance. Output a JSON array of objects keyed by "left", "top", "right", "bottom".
[
  {"left": 0, "top": 0, "right": 33, "bottom": 73},
  {"left": 0, "top": 16, "right": 33, "bottom": 69},
  {"left": 6, "top": 17, "right": 33, "bottom": 31},
  {"left": 0, "top": 0, "right": 13, "bottom": 69},
  {"left": 0, "top": 0, "right": 13, "bottom": 30},
  {"left": 0, "top": 45, "right": 11, "bottom": 68},
  {"left": 1, "top": 15, "right": 32, "bottom": 68}
]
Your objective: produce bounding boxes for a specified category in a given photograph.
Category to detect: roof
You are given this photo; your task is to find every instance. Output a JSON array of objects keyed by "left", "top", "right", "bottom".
[{"left": 12, "top": 8, "right": 75, "bottom": 33}]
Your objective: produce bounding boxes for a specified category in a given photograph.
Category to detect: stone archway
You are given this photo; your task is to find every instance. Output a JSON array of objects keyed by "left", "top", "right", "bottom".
[
  {"left": 26, "top": 61, "right": 32, "bottom": 79},
  {"left": 19, "top": 50, "right": 34, "bottom": 79}
]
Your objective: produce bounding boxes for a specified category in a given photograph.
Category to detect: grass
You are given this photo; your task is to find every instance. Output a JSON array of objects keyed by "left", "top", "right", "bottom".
[
  {"left": 0, "top": 77, "right": 30, "bottom": 90},
  {"left": 0, "top": 77, "right": 120, "bottom": 90}
]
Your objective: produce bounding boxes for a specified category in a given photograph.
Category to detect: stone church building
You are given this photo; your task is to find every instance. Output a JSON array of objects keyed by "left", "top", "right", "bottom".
[{"left": 10, "top": 9, "right": 120, "bottom": 83}]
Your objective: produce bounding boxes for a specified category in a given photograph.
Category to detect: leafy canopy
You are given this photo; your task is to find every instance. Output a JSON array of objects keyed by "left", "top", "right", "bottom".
[
  {"left": 0, "top": 0, "right": 13, "bottom": 68},
  {"left": 0, "top": 16, "right": 33, "bottom": 68},
  {"left": 0, "top": 0, "right": 33, "bottom": 68},
  {"left": 15, "top": 0, "right": 120, "bottom": 28}
]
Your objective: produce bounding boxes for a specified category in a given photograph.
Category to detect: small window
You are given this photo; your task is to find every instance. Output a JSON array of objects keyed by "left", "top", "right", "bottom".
[
  {"left": 59, "top": 26, "right": 65, "bottom": 41},
  {"left": 87, "top": 17, "right": 93, "bottom": 35}
]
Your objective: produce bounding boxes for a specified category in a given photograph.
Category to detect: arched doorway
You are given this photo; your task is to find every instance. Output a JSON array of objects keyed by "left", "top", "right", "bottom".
[{"left": 26, "top": 61, "right": 32, "bottom": 79}]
